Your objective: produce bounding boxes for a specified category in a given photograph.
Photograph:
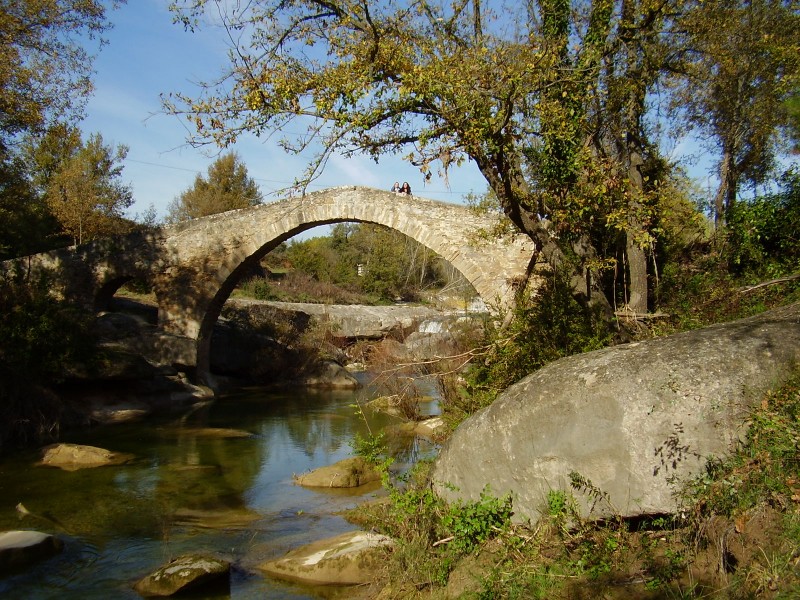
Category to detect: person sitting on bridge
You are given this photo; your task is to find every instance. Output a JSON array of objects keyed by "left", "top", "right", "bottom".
[
  {"left": 400, "top": 182, "right": 412, "bottom": 196},
  {"left": 390, "top": 181, "right": 401, "bottom": 193}
]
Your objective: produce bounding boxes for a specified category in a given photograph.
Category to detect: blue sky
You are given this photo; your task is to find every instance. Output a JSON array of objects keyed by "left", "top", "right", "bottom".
[{"left": 81, "top": 0, "right": 488, "bottom": 226}]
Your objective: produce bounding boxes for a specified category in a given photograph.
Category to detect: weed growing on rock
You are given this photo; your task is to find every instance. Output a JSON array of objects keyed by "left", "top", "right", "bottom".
[{"left": 349, "top": 431, "right": 389, "bottom": 467}]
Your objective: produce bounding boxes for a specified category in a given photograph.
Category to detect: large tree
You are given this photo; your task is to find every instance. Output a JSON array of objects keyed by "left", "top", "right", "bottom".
[
  {"left": 671, "top": 0, "right": 800, "bottom": 225},
  {"left": 165, "top": 0, "right": 792, "bottom": 316},
  {"left": 0, "top": 0, "right": 123, "bottom": 256},
  {"left": 0, "top": 0, "right": 120, "bottom": 142},
  {"left": 166, "top": 152, "right": 263, "bottom": 222},
  {"left": 25, "top": 124, "right": 134, "bottom": 245}
]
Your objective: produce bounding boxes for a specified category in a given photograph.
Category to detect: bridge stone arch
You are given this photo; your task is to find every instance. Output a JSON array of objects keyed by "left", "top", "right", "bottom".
[{"left": 3, "top": 186, "right": 537, "bottom": 381}]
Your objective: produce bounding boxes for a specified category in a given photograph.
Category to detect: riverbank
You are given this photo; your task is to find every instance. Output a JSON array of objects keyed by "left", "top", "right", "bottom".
[{"left": 340, "top": 372, "right": 800, "bottom": 599}]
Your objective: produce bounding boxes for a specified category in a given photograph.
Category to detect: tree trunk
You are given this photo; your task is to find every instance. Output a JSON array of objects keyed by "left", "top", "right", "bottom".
[
  {"left": 624, "top": 145, "right": 649, "bottom": 314},
  {"left": 625, "top": 235, "right": 648, "bottom": 313},
  {"left": 473, "top": 156, "right": 616, "bottom": 321},
  {"left": 508, "top": 194, "right": 616, "bottom": 318},
  {"left": 714, "top": 149, "right": 732, "bottom": 226}
]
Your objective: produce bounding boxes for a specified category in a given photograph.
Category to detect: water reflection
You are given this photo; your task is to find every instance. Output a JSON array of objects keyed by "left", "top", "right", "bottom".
[{"left": 0, "top": 375, "right": 438, "bottom": 599}]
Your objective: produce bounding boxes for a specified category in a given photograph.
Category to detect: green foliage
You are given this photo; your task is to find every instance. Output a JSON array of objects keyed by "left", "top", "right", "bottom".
[
  {"left": 568, "top": 471, "right": 616, "bottom": 517},
  {"left": 46, "top": 132, "right": 133, "bottom": 244},
  {"left": 166, "top": 152, "right": 262, "bottom": 223},
  {"left": 465, "top": 269, "right": 614, "bottom": 399},
  {"left": 349, "top": 461, "right": 515, "bottom": 589},
  {"left": 279, "top": 223, "right": 460, "bottom": 304},
  {"left": 0, "top": 276, "right": 97, "bottom": 450},
  {"left": 724, "top": 169, "right": 800, "bottom": 278},
  {"left": 0, "top": 276, "right": 96, "bottom": 382},
  {"left": 651, "top": 173, "right": 800, "bottom": 334},
  {"left": 641, "top": 546, "right": 687, "bottom": 592},
  {"left": 348, "top": 376, "right": 800, "bottom": 598},
  {"left": 349, "top": 431, "right": 388, "bottom": 467},
  {"left": 546, "top": 490, "right": 570, "bottom": 518},
  {"left": 671, "top": 0, "right": 800, "bottom": 219},
  {"left": 440, "top": 487, "right": 514, "bottom": 555},
  {"left": 0, "top": 0, "right": 122, "bottom": 257},
  {"left": 0, "top": 152, "right": 65, "bottom": 259},
  {"left": 663, "top": 372, "right": 800, "bottom": 596},
  {"left": 569, "top": 531, "right": 623, "bottom": 580},
  {"left": 653, "top": 255, "right": 800, "bottom": 338},
  {"left": 238, "top": 271, "right": 372, "bottom": 304},
  {"left": 20, "top": 123, "right": 134, "bottom": 245},
  {"left": 545, "top": 489, "right": 580, "bottom": 536},
  {"left": 0, "top": 1, "right": 115, "bottom": 139},
  {"left": 475, "top": 562, "right": 563, "bottom": 600},
  {"left": 435, "top": 372, "right": 495, "bottom": 428},
  {"left": 682, "top": 372, "right": 800, "bottom": 519},
  {"left": 238, "top": 276, "right": 277, "bottom": 301}
]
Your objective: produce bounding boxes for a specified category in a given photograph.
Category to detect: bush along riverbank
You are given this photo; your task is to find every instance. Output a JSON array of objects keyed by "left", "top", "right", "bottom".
[{"left": 343, "top": 371, "right": 800, "bottom": 599}]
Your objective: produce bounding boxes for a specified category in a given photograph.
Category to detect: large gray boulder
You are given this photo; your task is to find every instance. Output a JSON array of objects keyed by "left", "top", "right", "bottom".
[
  {"left": 297, "top": 360, "right": 360, "bottom": 388},
  {"left": 432, "top": 302, "right": 800, "bottom": 522}
]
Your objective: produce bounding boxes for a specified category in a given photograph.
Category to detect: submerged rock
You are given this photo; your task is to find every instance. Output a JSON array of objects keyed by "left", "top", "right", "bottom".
[
  {"left": 0, "top": 530, "right": 63, "bottom": 574},
  {"left": 161, "top": 427, "right": 254, "bottom": 439},
  {"left": 87, "top": 399, "right": 151, "bottom": 424},
  {"left": 37, "top": 443, "right": 135, "bottom": 471},
  {"left": 367, "top": 395, "right": 407, "bottom": 418},
  {"left": 294, "top": 457, "right": 382, "bottom": 488},
  {"left": 172, "top": 507, "right": 262, "bottom": 530},
  {"left": 133, "top": 553, "right": 230, "bottom": 597},
  {"left": 259, "top": 530, "right": 392, "bottom": 585}
]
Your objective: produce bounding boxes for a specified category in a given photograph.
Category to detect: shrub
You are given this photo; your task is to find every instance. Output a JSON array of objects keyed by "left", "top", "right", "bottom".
[
  {"left": 441, "top": 487, "right": 514, "bottom": 554},
  {"left": 724, "top": 169, "right": 800, "bottom": 279},
  {"left": 464, "top": 269, "right": 614, "bottom": 402},
  {"left": 0, "top": 276, "right": 97, "bottom": 451}
]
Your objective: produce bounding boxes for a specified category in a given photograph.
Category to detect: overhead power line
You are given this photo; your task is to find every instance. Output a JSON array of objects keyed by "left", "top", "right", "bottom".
[{"left": 124, "top": 158, "right": 473, "bottom": 196}]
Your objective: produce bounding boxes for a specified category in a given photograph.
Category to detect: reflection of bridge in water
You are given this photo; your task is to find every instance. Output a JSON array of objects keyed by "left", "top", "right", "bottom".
[{"left": 2, "top": 186, "right": 537, "bottom": 379}]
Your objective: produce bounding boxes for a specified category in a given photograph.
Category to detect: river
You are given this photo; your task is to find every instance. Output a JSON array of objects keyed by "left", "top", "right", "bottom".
[{"left": 0, "top": 373, "right": 439, "bottom": 599}]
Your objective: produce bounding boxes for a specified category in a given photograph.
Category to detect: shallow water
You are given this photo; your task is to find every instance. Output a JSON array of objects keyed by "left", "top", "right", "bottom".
[{"left": 0, "top": 374, "right": 438, "bottom": 599}]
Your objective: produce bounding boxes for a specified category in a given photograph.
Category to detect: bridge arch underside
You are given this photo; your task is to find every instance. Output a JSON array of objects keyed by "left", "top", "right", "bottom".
[{"left": 191, "top": 216, "right": 508, "bottom": 381}]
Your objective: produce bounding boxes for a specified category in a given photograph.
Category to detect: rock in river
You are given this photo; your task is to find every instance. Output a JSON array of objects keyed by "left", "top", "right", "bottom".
[
  {"left": 133, "top": 553, "right": 230, "bottom": 597},
  {"left": 294, "top": 456, "right": 382, "bottom": 488},
  {"left": 37, "top": 443, "right": 135, "bottom": 471},
  {"left": 259, "top": 530, "right": 392, "bottom": 585},
  {"left": 0, "top": 530, "right": 63, "bottom": 574}
]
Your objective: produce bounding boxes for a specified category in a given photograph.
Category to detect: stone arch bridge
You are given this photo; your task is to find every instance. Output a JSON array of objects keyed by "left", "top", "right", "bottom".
[{"left": 3, "top": 186, "right": 537, "bottom": 379}]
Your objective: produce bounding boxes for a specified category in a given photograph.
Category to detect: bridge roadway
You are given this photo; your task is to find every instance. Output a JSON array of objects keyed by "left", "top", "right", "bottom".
[{"left": 2, "top": 186, "right": 537, "bottom": 379}]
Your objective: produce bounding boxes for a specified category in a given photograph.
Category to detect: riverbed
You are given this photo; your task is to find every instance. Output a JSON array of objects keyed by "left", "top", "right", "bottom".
[{"left": 0, "top": 373, "right": 438, "bottom": 599}]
